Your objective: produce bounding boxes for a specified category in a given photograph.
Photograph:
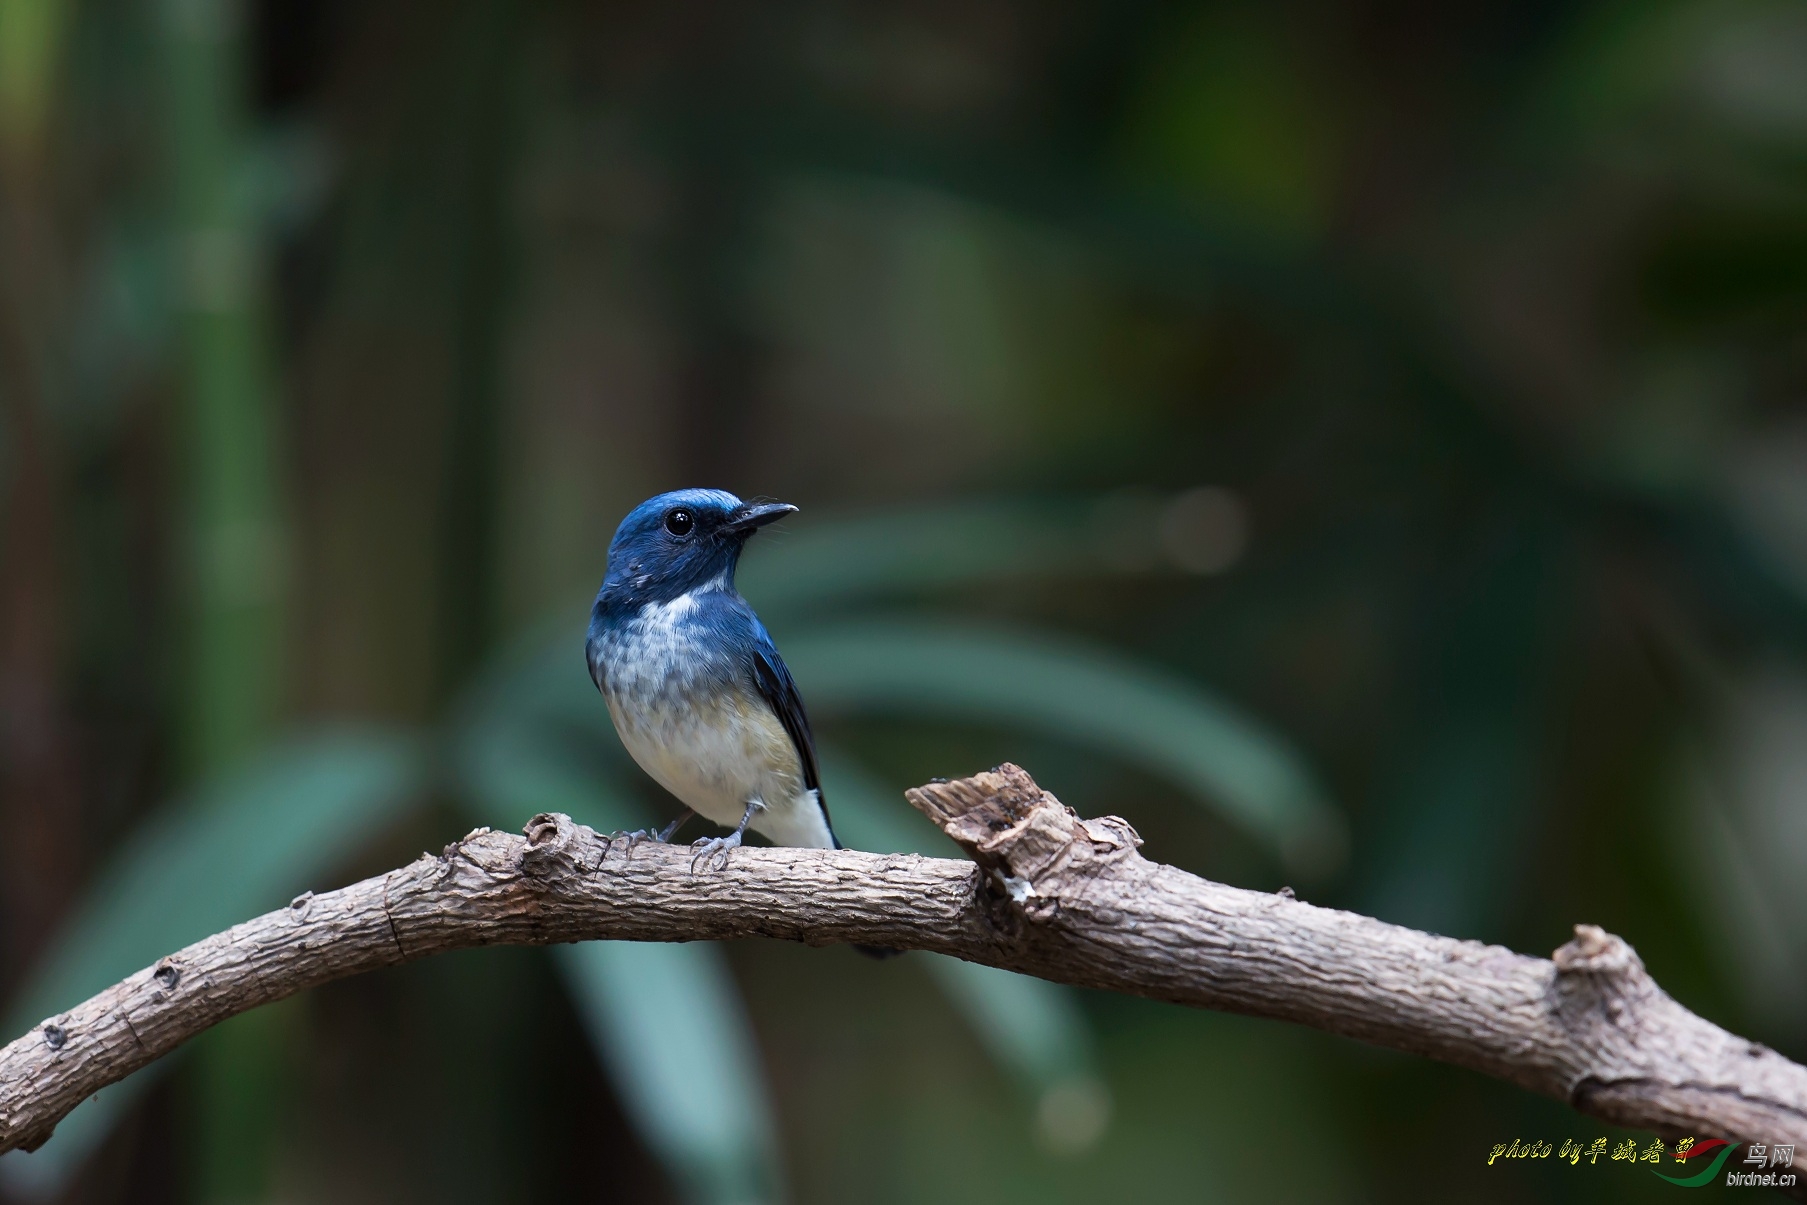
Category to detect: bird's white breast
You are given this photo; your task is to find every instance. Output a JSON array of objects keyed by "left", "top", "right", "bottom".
[{"left": 597, "top": 590, "right": 833, "bottom": 849}]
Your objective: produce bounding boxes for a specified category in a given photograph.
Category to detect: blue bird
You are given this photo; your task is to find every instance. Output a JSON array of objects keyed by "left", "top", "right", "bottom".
[{"left": 586, "top": 488, "right": 835, "bottom": 869}]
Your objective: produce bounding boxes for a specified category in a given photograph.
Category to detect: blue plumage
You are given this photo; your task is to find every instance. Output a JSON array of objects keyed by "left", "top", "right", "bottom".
[{"left": 587, "top": 489, "right": 836, "bottom": 865}]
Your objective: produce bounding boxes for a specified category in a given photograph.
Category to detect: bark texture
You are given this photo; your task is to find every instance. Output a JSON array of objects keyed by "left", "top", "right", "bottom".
[{"left": 0, "top": 764, "right": 1801, "bottom": 1172}]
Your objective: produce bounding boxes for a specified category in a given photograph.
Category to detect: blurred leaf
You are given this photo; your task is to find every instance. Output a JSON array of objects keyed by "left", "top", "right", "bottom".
[
  {"left": 555, "top": 944, "right": 780, "bottom": 1205},
  {"left": 6, "top": 729, "right": 425, "bottom": 1030},
  {"left": 788, "top": 620, "right": 1347, "bottom": 880},
  {"left": 1679, "top": 668, "right": 1807, "bottom": 1044},
  {"left": 1359, "top": 713, "right": 1533, "bottom": 939},
  {"left": 821, "top": 747, "right": 1110, "bottom": 1149},
  {"left": 1674, "top": 743, "right": 1807, "bottom": 1042},
  {"left": 1357, "top": 519, "right": 1560, "bottom": 941},
  {"left": 453, "top": 708, "right": 638, "bottom": 833},
  {"left": 451, "top": 619, "right": 621, "bottom": 773},
  {"left": 812, "top": 745, "right": 958, "bottom": 859},
  {"left": 454, "top": 717, "right": 785, "bottom": 1205},
  {"left": 1728, "top": 426, "right": 1807, "bottom": 602},
  {"left": 191, "top": 1000, "right": 301, "bottom": 1205},
  {"left": 739, "top": 496, "right": 1160, "bottom": 617},
  {"left": 0, "top": 728, "right": 425, "bottom": 1197}
]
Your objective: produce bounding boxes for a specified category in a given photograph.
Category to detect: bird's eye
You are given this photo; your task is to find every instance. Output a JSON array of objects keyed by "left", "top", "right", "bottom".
[{"left": 664, "top": 508, "right": 695, "bottom": 537}]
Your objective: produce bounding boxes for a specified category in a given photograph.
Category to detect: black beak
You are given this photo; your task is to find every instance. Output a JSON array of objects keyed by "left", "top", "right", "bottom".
[{"left": 723, "top": 500, "right": 798, "bottom": 535}]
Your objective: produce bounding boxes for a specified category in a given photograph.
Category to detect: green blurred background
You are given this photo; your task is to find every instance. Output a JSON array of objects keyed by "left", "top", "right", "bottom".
[{"left": 2, "top": 0, "right": 1805, "bottom": 1200}]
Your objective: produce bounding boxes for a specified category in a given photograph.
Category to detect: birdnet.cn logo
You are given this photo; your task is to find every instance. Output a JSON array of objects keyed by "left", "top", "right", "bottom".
[{"left": 1485, "top": 1135, "right": 1796, "bottom": 1187}]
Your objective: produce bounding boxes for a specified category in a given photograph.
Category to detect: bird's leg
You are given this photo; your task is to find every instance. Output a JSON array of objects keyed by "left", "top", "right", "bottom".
[
  {"left": 609, "top": 808, "right": 694, "bottom": 855},
  {"left": 690, "top": 800, "right": 764, "bottom": 873}
]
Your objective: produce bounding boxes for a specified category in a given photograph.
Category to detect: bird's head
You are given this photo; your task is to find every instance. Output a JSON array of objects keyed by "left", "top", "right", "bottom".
[{"left": 600, "top": 488, "right": 797, "bottom": 606}]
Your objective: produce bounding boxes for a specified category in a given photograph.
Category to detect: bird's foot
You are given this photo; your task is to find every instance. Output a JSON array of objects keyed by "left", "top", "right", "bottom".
[
  {"left": 689, "top": 831, "right": 744, "bottom": 873},
  {"left": 606, "top": 810, "right": 693, "bottom": 856},
  {"left": 688, "top": 801, "right": 763, "bottom": 873},
  {"left": 606, "top": 828, "right": 656, "bottom": 855}
]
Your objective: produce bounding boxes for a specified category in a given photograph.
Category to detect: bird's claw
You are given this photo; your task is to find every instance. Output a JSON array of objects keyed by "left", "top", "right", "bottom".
[
  {"left": 606, "top": 811, "right": 693, "bottom": 857},
  {"left": 605, "top": 828, "right": 656, "bottom": 856},
  {"left": 689, "top": 833, "right": 742, "bottom": 873}
]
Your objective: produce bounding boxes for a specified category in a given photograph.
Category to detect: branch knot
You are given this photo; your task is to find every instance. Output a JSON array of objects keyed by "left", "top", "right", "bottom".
[
  {"left": 519, "top": 813, "right": 611, "bottom": 889},
  {"left": 1552, "top": 924, "right": 1644, "bottom": 978}
]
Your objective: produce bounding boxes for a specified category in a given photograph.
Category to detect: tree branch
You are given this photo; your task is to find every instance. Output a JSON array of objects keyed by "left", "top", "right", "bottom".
[{"left": 2, "top": 764, "right": 1802, "bottom": 1176}]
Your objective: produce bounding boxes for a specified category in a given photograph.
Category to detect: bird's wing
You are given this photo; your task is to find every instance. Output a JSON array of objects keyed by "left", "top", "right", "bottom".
[{"left": 746, "top": 624, "right": 824, "bottom": 806}]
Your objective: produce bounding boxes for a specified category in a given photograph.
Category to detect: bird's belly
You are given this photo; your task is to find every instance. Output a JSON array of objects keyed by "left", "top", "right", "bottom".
[{"left": 606, "top": 687, "right": 830, "bottom": 847}]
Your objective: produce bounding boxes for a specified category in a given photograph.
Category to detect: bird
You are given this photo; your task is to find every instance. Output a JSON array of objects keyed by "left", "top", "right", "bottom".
[{"left": 585, "top": 488, "right": 837, "bottom": 870}]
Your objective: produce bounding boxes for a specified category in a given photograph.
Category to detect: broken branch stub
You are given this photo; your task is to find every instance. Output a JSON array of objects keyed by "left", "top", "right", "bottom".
[{"left": 906, "top": 763, "right": 1147, "bottom": 930}]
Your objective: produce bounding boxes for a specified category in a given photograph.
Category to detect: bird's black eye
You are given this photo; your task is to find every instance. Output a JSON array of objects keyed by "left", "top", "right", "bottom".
[{"left": 664, "top": 508, "right": 695, "bottom": 537}]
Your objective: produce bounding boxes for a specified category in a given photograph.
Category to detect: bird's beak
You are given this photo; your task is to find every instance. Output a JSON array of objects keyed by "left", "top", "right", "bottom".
[{"left": 723, "top": 501, "right": 798, "bottom": 535}]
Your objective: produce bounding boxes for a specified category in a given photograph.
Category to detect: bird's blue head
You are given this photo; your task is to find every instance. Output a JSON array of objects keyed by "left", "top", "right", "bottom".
[{"left": 597, "top": 488, "right": 797, "bottom": 611}]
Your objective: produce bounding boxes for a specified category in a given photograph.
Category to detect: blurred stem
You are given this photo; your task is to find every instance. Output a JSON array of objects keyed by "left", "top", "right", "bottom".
[
  {"left": 434, "top": 0, "right": 521, "bottom": 701},
  {"left": 0, "top": 0, "right": 67, "bottom": 152},
  {"left": 189, "top": 999, "right": 302, "bottom": 1205},
  {"left": 0, "top": 0, "right": 82, "bottom": 989},
  {"left": 161, "top": 0, "right": 285, "bottom": 774},
  {"left": 0, "top": 170, "right": 81, "bottom": 988},
  {"left": 157, "top": 0, "right": 288, "bottom": 1199}
]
